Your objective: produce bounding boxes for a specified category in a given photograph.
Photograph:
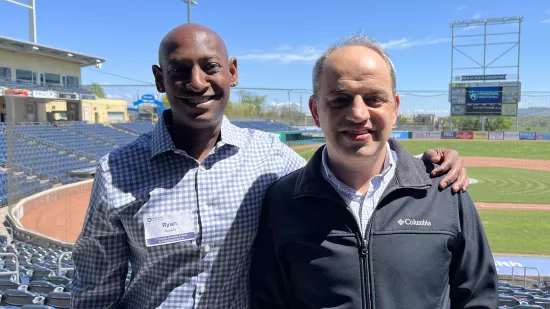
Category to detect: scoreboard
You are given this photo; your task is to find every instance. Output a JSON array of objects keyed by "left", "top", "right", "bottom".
[{"left": 449, "top": 81, "right": 521, "bottom": 116}]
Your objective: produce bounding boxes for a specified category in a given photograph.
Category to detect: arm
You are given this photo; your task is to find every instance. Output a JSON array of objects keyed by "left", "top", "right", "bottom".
[
  {"left": 71, "top": 164, "right": 130, "bottom": 309},
  {"left": 449, "top": 192, "right": 498, "bottom": 309},
  {"left": 421, "top": 148, "right": 469, "bottom": 193},
  {"left": 250, "top": 194, "right": 290, "bottom": 309}
]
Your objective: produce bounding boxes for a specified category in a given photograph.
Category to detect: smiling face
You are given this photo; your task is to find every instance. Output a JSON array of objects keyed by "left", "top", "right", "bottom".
[
  {"left": 310, "top": 45, "right": 400, "bottom": 164},
  {"left": 152, "top": 24, "right": 238, "bottom": 129}
]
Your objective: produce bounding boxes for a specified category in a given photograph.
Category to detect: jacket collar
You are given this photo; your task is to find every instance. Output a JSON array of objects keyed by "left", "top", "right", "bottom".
[
  {"left": 151, "top": 109, "right": 244, "bottom": 160},
  {"left": 294, "top": 138, "right": 432, "bottom": 199}
]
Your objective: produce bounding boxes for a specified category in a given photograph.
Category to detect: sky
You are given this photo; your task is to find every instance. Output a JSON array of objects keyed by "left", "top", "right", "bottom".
[{"left": 1, "top": 0, "right": 549, "bottom": 116}]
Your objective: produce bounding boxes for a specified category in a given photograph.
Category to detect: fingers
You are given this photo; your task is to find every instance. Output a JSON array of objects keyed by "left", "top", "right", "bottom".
[
  {"left": 439, "top": 164, "right": 460, "bottom": 190},
  {"left": 458, "top": 168, "right": 470, "bottom": 192}
]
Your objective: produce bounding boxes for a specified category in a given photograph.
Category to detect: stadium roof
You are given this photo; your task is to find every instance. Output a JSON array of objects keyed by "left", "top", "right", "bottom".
[{"left": 0, "top": 36, "right": 106, "bottom": 67}]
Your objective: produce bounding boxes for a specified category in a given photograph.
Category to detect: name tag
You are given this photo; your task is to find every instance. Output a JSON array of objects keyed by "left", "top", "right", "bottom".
[{"left": 143, "top": 211, "right": 196, "bottom": 247}]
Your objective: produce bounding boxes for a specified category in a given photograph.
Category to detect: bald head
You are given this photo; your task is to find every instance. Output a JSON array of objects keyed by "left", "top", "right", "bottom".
[{"left": 158, "top": 23, "right": 228, "bottom": 68}]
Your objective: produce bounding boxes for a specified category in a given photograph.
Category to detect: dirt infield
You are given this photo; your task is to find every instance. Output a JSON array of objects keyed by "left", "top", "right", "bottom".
[
  {"left": 19, "top": 190, "right": 90, "bottom": 243},
  {"left": 15, "top": 146, "right": 550, "bottom": 244}
]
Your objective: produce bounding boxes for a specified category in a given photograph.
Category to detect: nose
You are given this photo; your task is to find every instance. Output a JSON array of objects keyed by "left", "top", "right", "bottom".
[
  {"left": 345, "top": 95, "right": 370, "bottom": 123},
  {"left": 186, "top": 65, "right": 209, "bottom": 93}
]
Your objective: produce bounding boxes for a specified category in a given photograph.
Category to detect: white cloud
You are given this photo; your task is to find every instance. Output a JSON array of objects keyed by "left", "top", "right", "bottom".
[
  {"left": 541, "top": 19, "right": 550, "bottom": 24},
  {"left": 472, "top": 13, "right": 482, "bottom": 19},
  {"left": 455, "top": 6, "right": 466, "bottom": 11},
  {"left": 463, "top": 25, "right": 481, "bottom": 31},
  {"left": 381, "top": 37, "right": 451, "bottom": 49},
  {"left": 238, "top": 37, "right": 450, "bottom": 63},
  {"left": 237, "top": 45, "right": 324, "bottom": 63}
]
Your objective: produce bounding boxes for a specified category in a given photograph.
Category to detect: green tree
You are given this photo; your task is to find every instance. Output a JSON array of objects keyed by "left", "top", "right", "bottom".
[
  {"left": 85, "top": 82, "right": 105, "bottom": 98},
  {"left": 485, "top": 116, "right": 513, "bottom": 131},
  {"left": 397, "top": 115, "right": 408, "bottom": 124}
]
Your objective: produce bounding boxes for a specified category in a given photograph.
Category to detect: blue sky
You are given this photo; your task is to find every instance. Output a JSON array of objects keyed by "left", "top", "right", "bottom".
[{"left": 1, "top": 0, "right": 549, "bottom": 116}]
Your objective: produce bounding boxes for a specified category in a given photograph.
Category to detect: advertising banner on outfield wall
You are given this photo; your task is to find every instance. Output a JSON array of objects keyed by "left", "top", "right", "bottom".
[
  {"left": 503, "top": 132, "right": 520, "bottom": 140},
  {"left": 458, "top": 131, "right": 473, "bottom": 139},
  {"left": 488, "top": 131, "right": 504, "bottom": 140},
  {"left": 427, "top": 132, "right": 441, "bottom": 139},
  {"left": 441, "top": 131, "right": 458, "bottom": 139},
  {"left": 519, "top": 132, "right": 537, "bottom": 140},
  {"left": 412, "top": 132, "right": 428, "bottom": 139},
  {"left": 390, "top": 131, "right": 409, "bottom": 139},
  {"left": 473, "top": 131, "right": 489, "bottom": 140},
  {"left": 539, "top": 132, "right": 550, "bottom": 141}
]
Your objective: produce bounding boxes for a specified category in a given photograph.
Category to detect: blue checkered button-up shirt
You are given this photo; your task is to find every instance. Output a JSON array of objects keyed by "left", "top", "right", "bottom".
[{"left": 71, "top": 111, "right": 306, "bottom": 309}]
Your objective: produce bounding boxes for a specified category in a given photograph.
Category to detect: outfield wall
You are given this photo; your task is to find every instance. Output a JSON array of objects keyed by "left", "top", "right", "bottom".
[
  {"left": 387, "top": 131, "right": 550, "bottom": 141},
  {"left": 4, "top": 179, "right": 93, "bottom": 250}
]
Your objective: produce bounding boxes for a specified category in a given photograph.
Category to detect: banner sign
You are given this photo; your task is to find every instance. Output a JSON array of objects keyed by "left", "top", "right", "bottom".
[
  {"left": 488, "top": 131, "right": 504, "bottom": 140},
  {"left": 4, "top": 89, "right": 29, "bottom": 97},
  {"left": 58, "top": 93, "right": 80, "bottom": 100},
  {"left": 503, "top": 132, "right": 519, "bottom": 140},
  {"left": 81, "top": 94, "right": 97, "bottom": 100},
  {"left": 426, "top": 132, "right": 441, "bottom": 139},
  {"left": 458, "top": 74, "right": 507, "bottom": 81},
  {"left": 458, "top": 131, "right": 473, "bottom": 140},
  {"left": 441, "top": 131, "right": 458, "bottom": 139},
  {"left": 536, "top": 133, "right": 544, "bottom": 140},
  {"left": 519, "top": 132, "right": 536, "bottom": 140},
  {"left": 412, "top": 131, "right": 427, "bottom": 139},
  {"left": 390, "top": 131, "right": 409, "bottom": 140},
  {"left": 539, "top": 132, "right": 550, "bottom": 141},
  {"left": 473, "top": 131, "right": 489, "bottom": 140},
  {"left": 32, "top": 90, "right": 58, "bottom": 99}
]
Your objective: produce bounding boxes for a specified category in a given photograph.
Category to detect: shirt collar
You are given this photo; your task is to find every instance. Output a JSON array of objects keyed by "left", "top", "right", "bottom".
[
  {"left": 150, "top": 109, "right": 245, "bottom": 160},
  {"left": 321, "top": 142, "right": 397, "bottom": 188}
]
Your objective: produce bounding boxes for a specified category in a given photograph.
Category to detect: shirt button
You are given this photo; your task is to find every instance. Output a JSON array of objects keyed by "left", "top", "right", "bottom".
[
  {"left": 203, "top": 204, "right": 209, "bottom": 211},
  {"left": 204, "top": 245, "right": 211, "bottom": 253},
  {"left": 200, "top": 286, "right": 207, "bottom": 294},
  {"left": 199, "top": 164, "right": 206, "bottom": 171}
]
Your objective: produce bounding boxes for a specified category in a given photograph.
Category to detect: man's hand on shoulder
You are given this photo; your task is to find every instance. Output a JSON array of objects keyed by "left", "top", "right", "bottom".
[{"left": 422, "top": 148, "right": 469, "bottom": 193}]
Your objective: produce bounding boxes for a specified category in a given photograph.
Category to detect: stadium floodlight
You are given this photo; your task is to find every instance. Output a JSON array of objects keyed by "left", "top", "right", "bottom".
[
  {"left": 4, "top": 0, "right": 37, "bottom": 43},
  {"left": 181, "top": 0, "right": 198, "bottom": 23},
  {"left": 450, "top": 16, "right": 523, "bottom": 27}
]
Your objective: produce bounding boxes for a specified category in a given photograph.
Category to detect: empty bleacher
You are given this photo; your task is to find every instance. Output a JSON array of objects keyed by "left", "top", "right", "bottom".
[
  {"left": 58, "top": 123, "right": 138, "bottom": 146},
  {"left": 1, "top": 172, "right": 51, "bottom": 206},
  {"left": 10, "top": 124, "right": 115, "bottom": 161},
  {"left": 498, "top": 280, "right": 550, "bottom": 308},
  {"left": 112, "top": 122, "right": 155, "bottom": 135},
  {"left": 9, "top": 139, "right": 91, "bottom": 184},
  {"left": 232, "top": 120, "right": 298, "bottom": 132},
  {"left": 0, "top": 80, "right": 94, "bottom": 96}
]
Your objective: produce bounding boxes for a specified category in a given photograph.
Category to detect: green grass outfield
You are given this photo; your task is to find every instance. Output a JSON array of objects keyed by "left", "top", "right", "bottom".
[
  {"left": 479, "top": 209, "right": 550, "bottom": 255},
  {"left": 465, "top": 167, "right": 550, "bottom": 204},
  {"left": 294, "top": 140, "right": 550, "bottom": 160}
]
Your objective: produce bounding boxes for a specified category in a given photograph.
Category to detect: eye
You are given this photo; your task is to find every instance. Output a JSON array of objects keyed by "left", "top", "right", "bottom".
[
  {"left": 328, "top": 97, "right": 350, "bottom": 107},
  {"left": 205, "top": 63, "right": 221, "bottom": 72}
]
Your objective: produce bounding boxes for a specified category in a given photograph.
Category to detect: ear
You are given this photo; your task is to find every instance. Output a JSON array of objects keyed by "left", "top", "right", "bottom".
[
  {"left": 228, "top": 57, "right": 239, "bottom": 87},
  {"left": 392, "top": 93, "right": 401, "bottom": 126},
  {"left": 152, "top": 65, "right": 165, "bottom": 93},
  {"left": 309, "top": 95, "right": 321, "bottom": 128}
]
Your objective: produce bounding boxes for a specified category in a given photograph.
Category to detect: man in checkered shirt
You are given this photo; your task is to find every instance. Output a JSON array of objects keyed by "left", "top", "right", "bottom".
[{"left": 71, "top": 23, "right": 470, "bottom": 309}]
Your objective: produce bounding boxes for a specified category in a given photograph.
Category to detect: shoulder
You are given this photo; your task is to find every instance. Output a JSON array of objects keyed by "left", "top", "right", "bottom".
[{"left": 98, "top": 132, "right": 153, "bottom": 174}]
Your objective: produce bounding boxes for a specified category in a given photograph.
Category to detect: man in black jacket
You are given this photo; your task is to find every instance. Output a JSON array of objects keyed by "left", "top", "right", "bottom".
[{"left": 250, "top": 34, "right": 498, "bottom": 309}]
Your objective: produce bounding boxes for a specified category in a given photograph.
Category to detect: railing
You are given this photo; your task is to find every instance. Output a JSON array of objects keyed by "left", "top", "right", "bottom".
[
  {"left": 511, "top": 266, "right": 541, "bottom": 288},
  {"left": 0, "top": 253, "right": 20, "bottom": 283},
  {"left": 58, "top": 252, "right": 73, "bottom": 276}
]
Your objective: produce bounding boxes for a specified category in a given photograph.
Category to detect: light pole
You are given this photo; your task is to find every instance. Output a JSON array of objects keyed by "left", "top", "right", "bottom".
[
  {"left": 4, "top": 0, "right": 37, "bottom": 43},
  {"left": 181, "top": 0, "right": 198, "bottom": 23}
]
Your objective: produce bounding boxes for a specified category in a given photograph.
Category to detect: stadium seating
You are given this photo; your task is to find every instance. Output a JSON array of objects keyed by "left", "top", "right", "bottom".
[
  {"left": 498, "top": 280, "right": 550, "bottom": 309},
  {"left": 9, "top": 139, "right": 91, "bottom": 184},
  {"left": 112, "top": 122, "right": 155, "bottom": 135},
  {"left": 57, "top": 123, "right": 138, "bottom": 146},
  {"left": 0, "top": 171, "right": 51, "bottom": 207},
  {"left": 9, "top": 124, "right": 115, "bottom": 160},
  {"left": 0, "top": 80, "right": 94, "bottom": 96}
]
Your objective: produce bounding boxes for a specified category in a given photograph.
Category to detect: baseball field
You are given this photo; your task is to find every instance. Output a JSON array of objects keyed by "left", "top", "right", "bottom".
[{"left": 291, "top": 140, "right": 550, "bottom": 255}]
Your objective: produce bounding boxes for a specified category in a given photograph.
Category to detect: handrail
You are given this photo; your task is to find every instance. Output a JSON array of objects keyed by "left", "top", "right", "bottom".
[
  {"left": 58, "top": 252, "right": 73, "bottom": 276},
  {"left": 0, "top": 253, "right": 20, "bottom": 283},
  {"left": 512, "top": 266, "right": 541, "bottom": 288}
]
